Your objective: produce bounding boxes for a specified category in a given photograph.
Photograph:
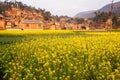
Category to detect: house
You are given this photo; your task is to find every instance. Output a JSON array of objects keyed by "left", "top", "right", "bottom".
[
  {"left": 77, "top": 18, "right": 93, "bottom": 30},
  {"left": 5, "top": 17, "right": 14, "bottom": 29},
  {"left": 0, "top": 14, "right": 5, "bottom": 30},
  {"left": 49, "top": 25, "right": 56, "bottom": 30},
  {"left": 20, "top": 20, "right": 43, "bottom": 30},
  {"left": 78, "top": 23, "right": 90, "bottom": 30},
  {"left": 60, "top": 17, "right": 70, "bottom": 22},
  {"left": 64, "top": 23, "right": 78, "bottom": 30},
  {"left": 44, "top": 21, "right": 56, "bottom": 30},
  {"left": 71, "top": 23, "right": 78, "bottom": 30},
  {"left": 65, "top": 23, "right": 72, "bottom": 30}
]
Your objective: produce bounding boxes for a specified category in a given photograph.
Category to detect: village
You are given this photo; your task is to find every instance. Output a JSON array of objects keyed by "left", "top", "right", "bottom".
[
  {"left": 0, "top": 7, "right": 92, "bottom": 30},
  {"left": 0, "top": 9, "right": 114, "bottom": 31},
  {"left": 0, "top": 1, "right": 120, "bottom": 31}
]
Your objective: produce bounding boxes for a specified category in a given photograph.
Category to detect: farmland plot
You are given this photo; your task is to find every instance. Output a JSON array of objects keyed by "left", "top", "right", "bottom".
[{"left": 0, "top": 30, "right": 120, "bottom": 80}]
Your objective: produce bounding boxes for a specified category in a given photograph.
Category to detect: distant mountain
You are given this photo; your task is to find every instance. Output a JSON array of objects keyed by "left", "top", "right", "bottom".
[
  {"left": 99, "top": 1, "right": 120, "bottom": 12},
  {"left": 74, "top": 1, "right": 120, "bottom": 18},
  {"left": 74, "top": 10, "right": 96, "bottom": 18}
]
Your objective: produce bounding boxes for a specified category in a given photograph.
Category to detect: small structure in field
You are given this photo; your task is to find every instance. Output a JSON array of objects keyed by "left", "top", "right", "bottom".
[
  {"left": 20, "top": 20, "right": 43, "bottom": 30},
  {"left": 0, "top": 14, "right": 5, "bottom": 30}
]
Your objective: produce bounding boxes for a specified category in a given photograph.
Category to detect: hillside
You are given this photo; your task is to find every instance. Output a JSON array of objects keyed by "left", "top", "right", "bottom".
[
  {"left": 0, "top": 1, "right": 52, "bottom": 21},
  {"left": 74, "top": 1, "right": 120, "bottom": 18}
]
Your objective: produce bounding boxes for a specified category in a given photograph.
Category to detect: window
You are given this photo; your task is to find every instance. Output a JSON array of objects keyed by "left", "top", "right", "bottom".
[{"left": 26, "top": 24, "right": 29, "bottom": 27}]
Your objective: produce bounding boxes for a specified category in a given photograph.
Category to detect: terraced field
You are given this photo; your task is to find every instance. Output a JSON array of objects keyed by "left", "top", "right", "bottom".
[{"left": 0, "top": 30, "right": 120, "bottom": 80}]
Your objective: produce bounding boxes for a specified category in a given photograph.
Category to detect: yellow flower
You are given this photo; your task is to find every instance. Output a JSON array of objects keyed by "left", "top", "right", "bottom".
[{"left": 43, "top": 62, "right": 49, "bottom": 67}]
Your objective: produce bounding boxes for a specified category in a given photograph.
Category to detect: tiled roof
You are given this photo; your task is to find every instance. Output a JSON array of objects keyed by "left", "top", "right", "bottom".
[
  {"left": 0, "top": 14, "right": 3, "bottom": 17},
  {"left": 21, "top": 20, "right": 42, "bottom": 24},
  {"left": 5, "top": 17, "right": 13, "bottom": 20}
]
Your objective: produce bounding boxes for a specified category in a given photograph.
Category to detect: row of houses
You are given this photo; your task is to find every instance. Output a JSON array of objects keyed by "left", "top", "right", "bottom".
[
  {"left": 0, "top": 14, "right": 44, "bottom": 30},
  {"left": 0, "top": 14, "right": 92, "bottom": 30}
]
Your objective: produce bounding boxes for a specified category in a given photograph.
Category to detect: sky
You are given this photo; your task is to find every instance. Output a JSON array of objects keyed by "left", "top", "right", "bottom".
[{"left": 15, "top": 0, "right": 120, "bottom": 17}]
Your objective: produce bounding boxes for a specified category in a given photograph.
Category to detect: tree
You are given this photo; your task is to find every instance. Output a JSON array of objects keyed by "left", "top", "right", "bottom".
[
  {"left": 43, "top": 11, "right": 52, "bottom": 21},
  {"left": 52, "top": 15, "right": 60, "bottom": 22},
  {"left": 75, "top": 18, "right": 84, "bottom": 24}
]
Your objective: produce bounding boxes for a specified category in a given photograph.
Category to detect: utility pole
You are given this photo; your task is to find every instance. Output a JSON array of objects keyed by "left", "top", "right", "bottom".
[{"left": 110, "top": 0, "right": 114, "bottom": 33}]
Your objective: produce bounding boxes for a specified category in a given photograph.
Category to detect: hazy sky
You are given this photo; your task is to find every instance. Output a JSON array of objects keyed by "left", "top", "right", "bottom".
[{"left": 17, "top": 0, "right": 120, "bottom": 17}]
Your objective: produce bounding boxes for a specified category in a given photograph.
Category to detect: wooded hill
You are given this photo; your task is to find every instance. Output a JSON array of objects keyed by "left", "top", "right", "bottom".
[
  {"left": 74, "top": 1, "right": 120, "bottom": 18},
  {"left": 0, "top": 0, "right": 52, "bottom": 21}
]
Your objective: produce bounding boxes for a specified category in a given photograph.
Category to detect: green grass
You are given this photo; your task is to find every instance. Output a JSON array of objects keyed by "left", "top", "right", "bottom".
[{"left": 0, "top": 30, "right": 120, "bottom": 80}]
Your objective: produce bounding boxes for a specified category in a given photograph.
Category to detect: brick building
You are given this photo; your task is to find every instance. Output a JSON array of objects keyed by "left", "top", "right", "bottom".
[{"left": 20, "top": 20, "right": 44, "bottom": 30}]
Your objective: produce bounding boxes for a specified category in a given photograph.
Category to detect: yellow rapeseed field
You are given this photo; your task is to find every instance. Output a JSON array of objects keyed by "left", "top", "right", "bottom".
[{"left": 0, "top": 30, "right": 120, "bottom": 80}]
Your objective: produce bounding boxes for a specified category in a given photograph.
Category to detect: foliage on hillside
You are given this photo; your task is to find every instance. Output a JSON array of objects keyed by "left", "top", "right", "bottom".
[
  {"left": 0, "top": 0, "right": 52, "bottom": 21},
  {"left": 93, "top": 11, "right": 120, "bottom": 28}
]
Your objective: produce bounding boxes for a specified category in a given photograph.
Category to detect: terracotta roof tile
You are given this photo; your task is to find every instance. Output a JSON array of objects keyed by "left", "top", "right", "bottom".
[{"left": 21, "top": 20, "right": 42, "bottom": 24}]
